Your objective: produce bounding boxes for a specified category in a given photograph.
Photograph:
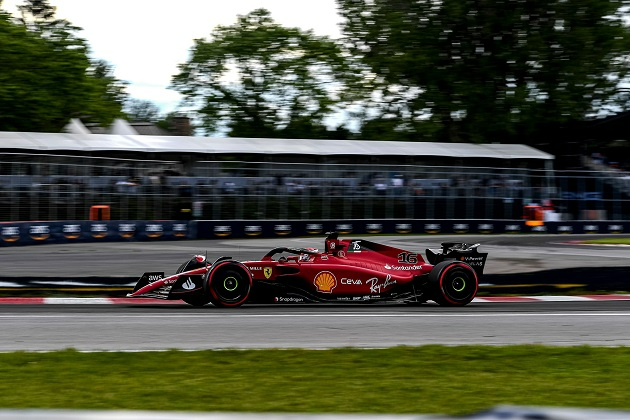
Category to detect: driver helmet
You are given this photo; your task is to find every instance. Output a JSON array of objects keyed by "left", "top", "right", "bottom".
[{"left": 299, "top": 248, "right": 318, "bottom": 262}]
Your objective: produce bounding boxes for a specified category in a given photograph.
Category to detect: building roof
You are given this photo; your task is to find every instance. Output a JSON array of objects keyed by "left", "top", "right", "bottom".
[{"left": 0, "top": 131, "right": 554, "bottom": 160}]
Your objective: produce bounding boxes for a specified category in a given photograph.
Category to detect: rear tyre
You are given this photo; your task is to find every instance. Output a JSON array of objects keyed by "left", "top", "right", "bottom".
[
  {"left": 205, "top": 262, "right": 252, "bottom": 308},
  {"left": 429, "top": 261, "right": 478, "bottom": 306}
]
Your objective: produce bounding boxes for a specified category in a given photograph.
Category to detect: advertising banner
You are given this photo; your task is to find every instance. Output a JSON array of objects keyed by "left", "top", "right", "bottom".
[{"left": 0, "top": 221, "right": 195, "bottom": 247}]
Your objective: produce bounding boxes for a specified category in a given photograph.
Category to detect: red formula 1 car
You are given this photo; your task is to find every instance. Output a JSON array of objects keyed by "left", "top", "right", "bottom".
[{"left": 128, "top": 233, "right": 488, "bottom": 307}]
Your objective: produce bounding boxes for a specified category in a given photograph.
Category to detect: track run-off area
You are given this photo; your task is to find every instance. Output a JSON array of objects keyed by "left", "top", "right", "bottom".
[{"left": 1, "top": 234, "right": 629, "bottom": 351}]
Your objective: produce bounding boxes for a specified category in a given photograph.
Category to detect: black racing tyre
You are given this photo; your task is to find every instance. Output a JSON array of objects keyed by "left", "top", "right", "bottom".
[
  {"left": 182, "top": 295, "right": 211, "bottom": 307},
  {"left": 177, "top": 257, "right": 210, "bottom": 306},
  {"left": 428, "top": 260, "right": 478, "bottom": 306},
  {"left": 205, "top": 262, "right": 252, "bottom": 308}
]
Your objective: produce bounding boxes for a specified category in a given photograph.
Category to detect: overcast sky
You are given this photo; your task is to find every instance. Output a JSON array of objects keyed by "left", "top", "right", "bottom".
[{"left": 1, "top": 0, "right": 343, "bottom": 114}]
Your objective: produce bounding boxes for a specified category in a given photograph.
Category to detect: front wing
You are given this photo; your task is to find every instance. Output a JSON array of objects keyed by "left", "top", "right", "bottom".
[{"left": 129, "top": 271, "right": 205, "bottom": 300}]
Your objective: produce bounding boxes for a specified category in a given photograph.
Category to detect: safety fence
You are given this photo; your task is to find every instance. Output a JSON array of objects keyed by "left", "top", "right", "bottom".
[{"left": 1, "top": 153, "right": 629, "bottom": 222}]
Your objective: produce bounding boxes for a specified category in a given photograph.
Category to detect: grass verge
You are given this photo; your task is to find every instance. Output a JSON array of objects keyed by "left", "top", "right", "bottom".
[
  {"left": 581, "top": 238, "right": 630, "bottom": 245},
  {"left": 1, "top": 346, "right": 630, "bottom": 415}
]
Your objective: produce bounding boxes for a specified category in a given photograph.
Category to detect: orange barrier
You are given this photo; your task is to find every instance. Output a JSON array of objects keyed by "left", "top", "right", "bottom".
[
  {"left": 90, "top": 205, "right": 110, "bottom": 221},
  {"left": 523, "top": 204, "right": 544, "bottom": 227}
]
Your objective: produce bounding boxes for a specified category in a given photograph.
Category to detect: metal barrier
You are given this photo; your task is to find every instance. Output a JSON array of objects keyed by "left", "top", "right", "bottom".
[{"left": 1, "top": 154, "right": 628, "bottom": 222}]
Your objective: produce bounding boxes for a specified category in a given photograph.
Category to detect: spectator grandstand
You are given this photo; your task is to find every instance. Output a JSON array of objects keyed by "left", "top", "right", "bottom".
[{"left": 0, "top": 128, "right": 627, "bottom": 222}]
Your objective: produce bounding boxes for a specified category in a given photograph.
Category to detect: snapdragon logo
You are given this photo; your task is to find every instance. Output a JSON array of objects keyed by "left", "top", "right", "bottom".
[{"left": 274, "top": 297, "right": 304, "bottom": 303}]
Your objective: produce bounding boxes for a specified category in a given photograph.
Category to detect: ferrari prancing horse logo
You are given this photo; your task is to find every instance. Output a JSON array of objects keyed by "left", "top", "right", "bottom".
[{"left": 264, "top": 267, "right": 272, "bottom": 279}]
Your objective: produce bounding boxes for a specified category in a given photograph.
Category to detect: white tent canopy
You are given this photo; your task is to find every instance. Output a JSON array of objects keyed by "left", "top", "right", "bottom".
[
  {"left": 62, "top": 118, "right": 92, "bottom": 135},
  {"left": 0, "top": 131, "right": 554, "bottom": 161}
]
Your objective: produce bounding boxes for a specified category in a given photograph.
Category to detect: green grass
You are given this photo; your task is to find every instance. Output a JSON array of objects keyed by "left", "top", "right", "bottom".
[
  {"left": 2, "top": 346, "right": 630, "bottom": 415},
  {"left": 581, "top": 238, "right": 630, "bottom": 245}
]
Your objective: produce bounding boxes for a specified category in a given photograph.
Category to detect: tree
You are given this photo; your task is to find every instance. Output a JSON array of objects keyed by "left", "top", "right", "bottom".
[
  {"left": 170, "top": 8, "right": 354, "bottom": 138},
  {"left": 337, "top": 0, "right": 630, "bottom": 145},
  {"left": 0, "top": 0, "right": 127, "bottom": 132},
  {"left": 80, "top": 59, "right": 129, "bottom": 126},
  {"left": 125, "top": 99, "right": 161, "bottom": 123},
  {"left": 124, "top": 99, "right": 162, "bottom": 123}
]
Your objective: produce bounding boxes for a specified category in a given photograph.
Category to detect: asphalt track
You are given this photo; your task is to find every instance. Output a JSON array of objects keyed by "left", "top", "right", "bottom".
[
  {"left": 1, "top": 233, "right": 630, "bottom": 276},
  {"left": 0, "top": 300, "right": 629, "bottom": 351}
]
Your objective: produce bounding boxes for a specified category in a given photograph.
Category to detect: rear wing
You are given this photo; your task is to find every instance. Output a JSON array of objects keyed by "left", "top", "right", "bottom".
[{"left": 425, "top": 243, "right": 488, "bottom": 276}]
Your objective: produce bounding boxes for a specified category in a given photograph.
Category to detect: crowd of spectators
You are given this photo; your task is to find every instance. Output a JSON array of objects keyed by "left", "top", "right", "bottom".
[{"left": 0, "top": 170, "right": 539, "bottom": 202}]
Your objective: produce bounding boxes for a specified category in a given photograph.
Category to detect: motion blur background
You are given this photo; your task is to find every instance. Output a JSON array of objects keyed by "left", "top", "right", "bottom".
[{"left": 1, "top": 0, "right": 629, "bottom": 224}]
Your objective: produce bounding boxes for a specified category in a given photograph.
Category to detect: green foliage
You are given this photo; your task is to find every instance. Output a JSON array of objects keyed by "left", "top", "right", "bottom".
[
  {"left": 1, "top": 346, "right": 630, "bottom": 414},
  {"left": 124, "top": 98, "right": 162, "bottom": 123},
  {"left": 0, "top": 0, "right": 127, "bottom": 132},
  {"left": 338, "top": 0, "right": 630, "bottom": 144},
  {"left": 582, "top": 238, "right": 630, "bottom": 245},
  {"left": 170, "top": 9, "right": 354, "bottom": 138}
]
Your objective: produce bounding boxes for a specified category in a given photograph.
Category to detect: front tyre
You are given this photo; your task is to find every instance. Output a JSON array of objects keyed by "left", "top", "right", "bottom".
[
  {"left": 205, "top": 262, "right": 252, "bottom": 307},
  {"left": 182, "top": 295, "right": 211, "bottom": 307},
  {"left": 429, "top": 261, "right": 478, "bottom": 306}
]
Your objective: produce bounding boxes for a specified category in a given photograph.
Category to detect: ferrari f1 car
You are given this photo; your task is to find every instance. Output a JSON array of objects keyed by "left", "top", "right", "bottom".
[{"left": 128, "top": 233, "right": 488, "bottom": 307}]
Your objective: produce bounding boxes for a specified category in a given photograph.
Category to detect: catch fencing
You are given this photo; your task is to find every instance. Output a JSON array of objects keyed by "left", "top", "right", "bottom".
[{"left": 1, "top": 153, "right": 628, "bottom": 222}]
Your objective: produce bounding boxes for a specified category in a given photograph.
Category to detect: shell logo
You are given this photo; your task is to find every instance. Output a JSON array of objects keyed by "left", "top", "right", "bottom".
[{"left": 314, "top": 271, "right": 337, "bottom": 293}]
